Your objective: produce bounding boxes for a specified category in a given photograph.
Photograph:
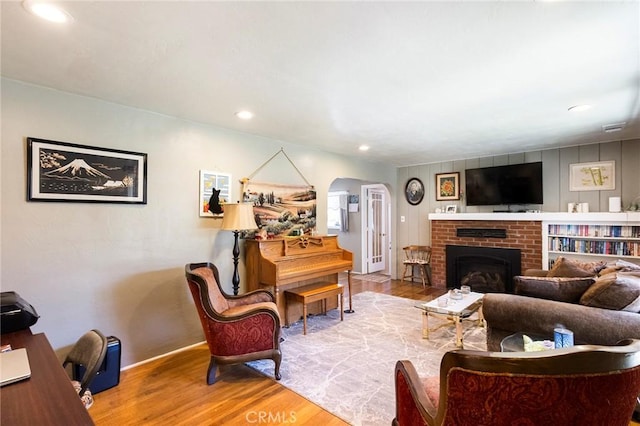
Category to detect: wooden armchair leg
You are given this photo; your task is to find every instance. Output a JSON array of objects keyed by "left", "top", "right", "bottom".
[
  {"left": 207, "top": 357, "right": 218, "bottom": 385},
  {"left": 274, "top": 350, "right": 282, "bottom": 380}
]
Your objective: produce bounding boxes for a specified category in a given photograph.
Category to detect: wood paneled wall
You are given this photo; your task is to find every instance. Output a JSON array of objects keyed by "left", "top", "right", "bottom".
[{"left": 396, "top": 139, "right": 640, "bottom": 279}]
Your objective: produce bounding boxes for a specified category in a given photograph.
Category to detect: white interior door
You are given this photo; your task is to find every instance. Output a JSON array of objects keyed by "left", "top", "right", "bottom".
[{"left": 365, "top": 187, "right": 387, "bottom": 273}]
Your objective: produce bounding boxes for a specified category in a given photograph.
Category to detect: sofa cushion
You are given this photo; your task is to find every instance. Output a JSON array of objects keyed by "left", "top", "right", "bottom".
[
  {"left": 514, "top": 276, "right": 595, "bottom": 303},
  {"left": 547, "top": 257, "right": 605, "bottom": 278},
  {"left": 579, "top": 271, "right": 640, "bottom": 312},
  {"left": 599, "top": 259, "right": 640, "bottom": 276}
]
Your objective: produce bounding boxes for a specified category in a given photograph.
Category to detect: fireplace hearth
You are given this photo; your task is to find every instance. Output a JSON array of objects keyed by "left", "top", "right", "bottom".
[{"left": 446, "top": 245, "right": 521, "bottom": 293}]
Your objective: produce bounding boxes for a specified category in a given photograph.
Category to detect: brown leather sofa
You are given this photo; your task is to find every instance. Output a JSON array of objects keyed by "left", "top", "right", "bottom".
[
  {"left": 483, "top": 257, "right": 640, "bottom": 420},
  {"left": 483, "top": 257, "right": 640, "bottom": 351}
]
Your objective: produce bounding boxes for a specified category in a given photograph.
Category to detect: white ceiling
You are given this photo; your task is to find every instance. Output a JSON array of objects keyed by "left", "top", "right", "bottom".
[{"left": 2, "top": 1, "right": 639, "bottom": 167}]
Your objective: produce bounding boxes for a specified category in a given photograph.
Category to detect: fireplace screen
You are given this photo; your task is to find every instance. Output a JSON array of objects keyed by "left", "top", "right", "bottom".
[{"left": 446, "top": 245, "right": 521, "bottom": 293}]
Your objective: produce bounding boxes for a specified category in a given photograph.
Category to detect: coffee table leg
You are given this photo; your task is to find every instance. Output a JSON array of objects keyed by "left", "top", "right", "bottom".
[
  {"left": 422, "top": 311, "right": 430, "bottom": 339},
  {"left": 478, "top": 306, "right": 485, "bottom": 328},
  {"left": 455, "top": 315, "right": 463, "bottom": 347}
]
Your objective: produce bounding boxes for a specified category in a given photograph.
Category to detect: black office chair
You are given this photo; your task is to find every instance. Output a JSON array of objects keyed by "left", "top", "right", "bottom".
[{"left": 63, "top": 329, "right": 108, "bottom": 408}]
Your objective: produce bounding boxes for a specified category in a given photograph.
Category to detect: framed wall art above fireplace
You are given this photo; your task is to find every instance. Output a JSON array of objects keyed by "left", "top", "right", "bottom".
[
  {"left": 569, "top": 160, "right": 615, "bottom": 191},
  {"left": 435, "top": 172, "right": 460, "bottom": 201}
]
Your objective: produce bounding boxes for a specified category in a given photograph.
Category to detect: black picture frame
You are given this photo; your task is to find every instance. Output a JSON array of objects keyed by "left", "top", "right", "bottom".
[
  {"left": 27, "top": 137, "right": 147, "bottom": 204},
  {"left": 405, "top": 177, "right": 424, "bottom": 205}
]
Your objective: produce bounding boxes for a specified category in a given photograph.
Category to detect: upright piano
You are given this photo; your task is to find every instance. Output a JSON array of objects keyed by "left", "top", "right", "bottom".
[{"left": 245, "top": 235, "right": 353, "bottom": 320}]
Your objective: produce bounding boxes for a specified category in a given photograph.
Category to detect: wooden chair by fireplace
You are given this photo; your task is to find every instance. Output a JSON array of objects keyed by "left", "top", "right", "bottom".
[{"left": 402, "top": 245, "right": 432, "bottom": 288}]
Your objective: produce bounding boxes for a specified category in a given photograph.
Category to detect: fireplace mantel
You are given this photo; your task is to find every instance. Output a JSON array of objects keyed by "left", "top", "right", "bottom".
[{"left": 429, "top": 212, "right": 638, "bottom": 222}]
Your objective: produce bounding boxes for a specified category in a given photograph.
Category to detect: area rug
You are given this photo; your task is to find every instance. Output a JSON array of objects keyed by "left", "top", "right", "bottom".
[
  {"left": 248, "top": 291, "right": 487, "bottom": 426},
  {"left": 350, "top": 273, "right": 391, "bottom": 283}
]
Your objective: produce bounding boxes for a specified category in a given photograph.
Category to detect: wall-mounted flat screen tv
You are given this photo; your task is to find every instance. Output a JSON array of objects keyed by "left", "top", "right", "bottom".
[{"left": 465, "top": 162, "right": 543, "bottom": 206}]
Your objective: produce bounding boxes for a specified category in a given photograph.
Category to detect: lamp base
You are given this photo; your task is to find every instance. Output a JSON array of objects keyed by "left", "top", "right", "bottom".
[{"left": 231, "top": 230, "right": 240, "bottom": 295}]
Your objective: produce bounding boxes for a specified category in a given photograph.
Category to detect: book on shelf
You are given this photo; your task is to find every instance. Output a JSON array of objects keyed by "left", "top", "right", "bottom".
[
  {"left": 549, "top": 237, "right": 638, "bottom": 257},
  {"left": 548, "top": 224, "right": 640, "bottom": 238}
]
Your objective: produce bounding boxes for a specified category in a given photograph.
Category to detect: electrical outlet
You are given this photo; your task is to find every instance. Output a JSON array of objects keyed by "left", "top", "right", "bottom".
[{"left": 400, "top": 216, "right": 405, "bottom": 222}]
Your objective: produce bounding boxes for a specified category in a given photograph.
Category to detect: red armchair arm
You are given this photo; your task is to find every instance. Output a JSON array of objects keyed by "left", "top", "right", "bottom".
[
  {"left": 226, "top": 289, "right": 275, "bottom": 307},
  {"left": 394, "top": 360, "right": 436, "bottom": 426}
]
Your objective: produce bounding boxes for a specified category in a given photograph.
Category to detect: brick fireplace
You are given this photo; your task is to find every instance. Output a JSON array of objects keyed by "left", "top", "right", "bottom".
[
  {"left": 446, "top": 245, "right": 522, "bottom": 292},
  {"left": 430, "top": 219, "right": 542, "bottom": 288}
]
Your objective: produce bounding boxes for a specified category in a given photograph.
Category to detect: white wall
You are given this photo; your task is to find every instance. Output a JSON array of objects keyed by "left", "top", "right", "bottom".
[
  {"left": 0, "top": 79, "right": 396, "bottom": 366},
  {"left": 328, "top": 178, "right": 367, "bottom": 273}
]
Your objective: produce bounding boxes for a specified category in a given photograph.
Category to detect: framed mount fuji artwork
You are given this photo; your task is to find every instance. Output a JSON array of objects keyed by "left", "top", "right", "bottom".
[{"left": 27, "top": 137, "right": 147, "bottom": 204}]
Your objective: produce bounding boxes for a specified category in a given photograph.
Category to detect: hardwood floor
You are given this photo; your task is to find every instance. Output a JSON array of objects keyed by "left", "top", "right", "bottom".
[
  {"left": 89, "top": 276, "right": 640, "bottom": 425},
  {"left": 89, "top": 276, "right": 437, "bottom": 425}
]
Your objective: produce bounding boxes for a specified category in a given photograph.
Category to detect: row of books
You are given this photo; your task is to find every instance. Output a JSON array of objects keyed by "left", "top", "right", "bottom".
[
  {"left": 547, "top": 224, "right": 640, "bottom": 238},
  {"left": 549, "top": 237, "right": 639, "bottom": 257}
]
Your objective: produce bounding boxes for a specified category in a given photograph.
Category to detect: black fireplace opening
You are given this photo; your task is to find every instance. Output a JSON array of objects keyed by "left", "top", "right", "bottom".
[{"left": 446, "top": 245, "right": 521, "bottom": 293}]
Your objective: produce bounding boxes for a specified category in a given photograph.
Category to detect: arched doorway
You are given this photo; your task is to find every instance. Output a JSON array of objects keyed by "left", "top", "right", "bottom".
[{"left": 328, "top": 178, "right": 391, "bottom": 275}]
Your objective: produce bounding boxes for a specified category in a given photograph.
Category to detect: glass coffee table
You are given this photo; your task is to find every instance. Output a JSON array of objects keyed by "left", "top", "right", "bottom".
[
  {"left": 415, "top": 291, "right": 484, "bottom": 348},
  {"left": 500, "top": 332, "right": 553, "bottom": 352}
]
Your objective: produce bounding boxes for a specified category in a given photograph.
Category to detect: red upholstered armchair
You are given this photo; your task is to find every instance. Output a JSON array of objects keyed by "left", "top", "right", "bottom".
[
  {"left": 185, "top": 262, "right": 282, "bottom": 384},
  {"left": 394, "top": 339, "right": 640, "bottom": 426}
]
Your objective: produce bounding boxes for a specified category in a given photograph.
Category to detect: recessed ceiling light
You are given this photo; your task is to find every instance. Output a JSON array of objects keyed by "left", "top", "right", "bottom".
[
  {"left": 568, "top": 104, "right": 592, "bottom": 113},
  {"left": 23, "top": 0, "right": 73, "bottom": 23},
  {"left": 235, "top": 110, "right": 254, "bottom": 120},
  {"left": 359, "top": 145, "right": 370, "bottom": 151}
]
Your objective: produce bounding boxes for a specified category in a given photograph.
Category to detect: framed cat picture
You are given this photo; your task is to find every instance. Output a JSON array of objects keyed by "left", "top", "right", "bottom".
[{"left": 199, "top": 170, "right": 231, "bottom": 217}]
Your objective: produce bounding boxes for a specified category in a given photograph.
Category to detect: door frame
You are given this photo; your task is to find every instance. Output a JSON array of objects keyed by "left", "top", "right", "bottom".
[{"left": 360, "top": 184, "right": 392, "bottom": 275}]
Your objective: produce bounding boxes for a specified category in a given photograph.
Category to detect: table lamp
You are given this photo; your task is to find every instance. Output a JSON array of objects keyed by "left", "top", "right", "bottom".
[{"left": 220, "top": 202, "right": 258, "bottom": 295}]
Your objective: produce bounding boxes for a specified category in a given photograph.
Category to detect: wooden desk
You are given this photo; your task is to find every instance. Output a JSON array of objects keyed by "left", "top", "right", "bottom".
[{"left": 1, "top": 329, "right": 95, "bottom": 425}]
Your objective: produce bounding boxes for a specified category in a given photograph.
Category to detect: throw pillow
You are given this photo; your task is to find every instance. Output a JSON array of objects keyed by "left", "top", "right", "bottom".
[
  {"left": 514, "top": 276, "right": 595, "bottom": 303},
  {"left": 579, "top": 271, "right": 640, "bottom": 312},
  {"left": 547, "top": 257, "right": 605, "bottom": 278},
  {"left": 598, "top": 259, "right": 640, "bottom": 276}
]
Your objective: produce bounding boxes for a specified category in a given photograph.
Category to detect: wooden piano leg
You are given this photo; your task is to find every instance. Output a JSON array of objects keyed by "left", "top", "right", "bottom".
[{"left": 345, "top": 270, "right": 355, "bottom": 313}]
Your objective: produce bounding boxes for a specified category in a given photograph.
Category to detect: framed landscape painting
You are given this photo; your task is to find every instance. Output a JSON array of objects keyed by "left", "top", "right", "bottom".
[
  {"left": 27, "top": 137, "right": 147, "bottom": 204},
  {"left": 241, "top": 180, "right": 316, "bottom": 237}
]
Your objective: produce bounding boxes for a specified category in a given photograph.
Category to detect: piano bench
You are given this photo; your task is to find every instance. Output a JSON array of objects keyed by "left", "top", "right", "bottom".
[{"left": 284, "top": 282, "right": 344, "bottom": 335}]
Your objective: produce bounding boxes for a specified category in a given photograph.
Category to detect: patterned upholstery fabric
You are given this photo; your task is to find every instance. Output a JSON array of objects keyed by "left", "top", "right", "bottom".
[
  {"left": 395, "top": 369, "right": 428, "bottom": 426},
  {"left": 421, "top": 376, "right": 439, "bottom": 409},
  {"left": 185, "top": 262, "right": 282, "bottom": 384},
  {"left": 192, "top": 267, "right": 230, "bottom": 312},
  {"left": 393, "top": 340, "right": 640, "bottom": 426},
  {"left": 442, "top": 367, "right": 640, "bottom": 425}
]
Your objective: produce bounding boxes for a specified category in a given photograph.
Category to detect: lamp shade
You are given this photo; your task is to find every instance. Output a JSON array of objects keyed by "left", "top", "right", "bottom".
[{"left": 220, "top": 202, "right": 258, "bottom": 231}]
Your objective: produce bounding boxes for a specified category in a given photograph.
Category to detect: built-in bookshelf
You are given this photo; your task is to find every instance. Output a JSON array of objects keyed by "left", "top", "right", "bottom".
[
  {"left": 428, "top": 212, "right": 640, "bottom": 270},
  {"left": 544, "top": 222, "right": 640, "bottom": 268}
]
